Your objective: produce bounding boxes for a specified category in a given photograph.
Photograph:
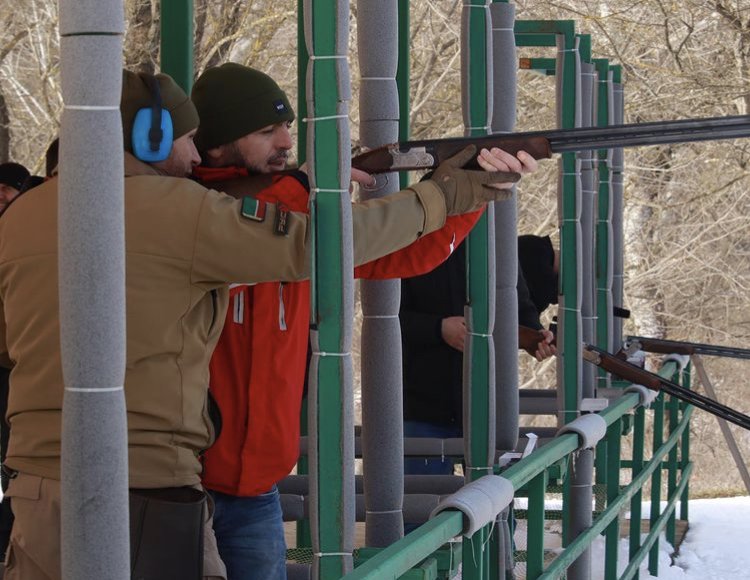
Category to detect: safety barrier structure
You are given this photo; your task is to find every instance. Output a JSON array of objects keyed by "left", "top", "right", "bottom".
[{"left": 55, "top": 1, "right": 701, "bottom": 579}]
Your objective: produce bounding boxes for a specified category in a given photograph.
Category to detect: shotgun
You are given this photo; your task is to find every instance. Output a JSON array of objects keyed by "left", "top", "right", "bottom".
[
  {"left": 582, "top": 343, "right": 750, "bottom": 431},
  {"left": 626, "top": 336, "right": 750, "bottom": 361},
  {"left": 352, "top": 114, "right": 750, "bottom": 173}
]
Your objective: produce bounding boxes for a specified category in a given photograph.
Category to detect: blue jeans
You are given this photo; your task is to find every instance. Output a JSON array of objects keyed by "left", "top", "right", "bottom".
[
  {"left": 403, "top": 420, "right": 463, "bottom": 475},
  {"left": 209, "top": 487, "right": 287, "bottom": 580}
]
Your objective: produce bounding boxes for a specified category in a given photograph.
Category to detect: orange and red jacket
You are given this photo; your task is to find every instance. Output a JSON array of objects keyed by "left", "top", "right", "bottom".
[{"left": 197, "top": 167, "right": 482, "bottom": 496}]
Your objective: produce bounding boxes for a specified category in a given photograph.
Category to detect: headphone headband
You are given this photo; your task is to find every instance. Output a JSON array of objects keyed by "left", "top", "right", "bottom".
[{"left": 145, "top": 76, "right": 164, "bottom": 152}]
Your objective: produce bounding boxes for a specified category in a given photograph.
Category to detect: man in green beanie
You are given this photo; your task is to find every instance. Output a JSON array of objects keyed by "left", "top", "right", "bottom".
[
  {"left": 0, "top": 66, "right": 532, "bottom": 580},
  {"left": 191, "top": 62, "right": 538, "bottom": 580}
]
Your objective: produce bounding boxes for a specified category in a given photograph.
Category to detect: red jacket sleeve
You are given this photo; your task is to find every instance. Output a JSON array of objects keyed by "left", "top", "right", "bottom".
[{"left": 354, "top": 208, "right": 484, "bottom": 280}]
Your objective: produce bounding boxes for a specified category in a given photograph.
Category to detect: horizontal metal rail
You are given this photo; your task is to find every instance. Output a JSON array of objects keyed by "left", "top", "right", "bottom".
[{"left": 537, "top": 406, "right": 693, "bottom": 579}]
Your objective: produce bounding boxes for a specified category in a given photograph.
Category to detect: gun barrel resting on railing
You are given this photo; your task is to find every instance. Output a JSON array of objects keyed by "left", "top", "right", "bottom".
[
  {"left": 352, "top": 114, "right": 750, "bottom": 173},
  {"left": 582, "top": 344, "right": 750, "bottom": 431}
]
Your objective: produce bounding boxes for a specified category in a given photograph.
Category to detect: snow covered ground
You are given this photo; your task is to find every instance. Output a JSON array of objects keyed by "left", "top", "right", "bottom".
[
  {"left": 511, "top": 496, "right": 750, "bottom": 579},
  {"left": 581, "top": 496, "right": 750, "bottom": 579},
  {"left": 622, "top": 496, "right": 750, "bottom": 580}
]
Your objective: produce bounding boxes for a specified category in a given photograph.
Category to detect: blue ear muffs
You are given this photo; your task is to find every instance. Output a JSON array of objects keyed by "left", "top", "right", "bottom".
[{"left": 131, "top": 76, "right": 174, "bottom": 162}]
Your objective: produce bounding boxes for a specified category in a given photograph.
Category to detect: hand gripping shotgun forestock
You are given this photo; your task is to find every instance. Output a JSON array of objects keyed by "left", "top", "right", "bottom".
[
  {"left": 582, "top": 343, "right": 750, "bottom": 431},
  {"left": 351, "top": 114, "right": 750, "bottom": 172}
]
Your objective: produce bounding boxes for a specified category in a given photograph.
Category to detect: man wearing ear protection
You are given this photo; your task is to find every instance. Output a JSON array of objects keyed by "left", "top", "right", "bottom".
[
  {"left": 190, "top": 62, "right": 538, "bottom": 580},
  {"left": 0, "top": 67, "right": 532, "bottom": 580}
]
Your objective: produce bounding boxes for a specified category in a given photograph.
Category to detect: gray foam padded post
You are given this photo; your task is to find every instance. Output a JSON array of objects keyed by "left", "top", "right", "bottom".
[
  {"left": 490, "top": 1, "right": 520, "bottom": 452},
  {"left": 59, "top": 110, "right": 126, "bottom": 388},
  {"left": 489, "top": 2, "right": 516, "bottom": 133},
  {"left": 556, "top": 413, "right": 607, "bottom": 449},
  {"left": 357, "top": 0, "right": 404, "bottom": 548},
  {"left": 359, "top": 79, "right": 400, "bottom": 123},
  {"left": 357, "top": 2, "right": 398, "bottom": 74},
  {"left": 579, "top": 62, "right": 597, "bottom": 400},
  {"left": 62, "top": 394, "right": 129, "bottom": 578},
  {"left": 430, "top": 475, "right": 514, "bottom": 537},
  {"left": 59, "top": 0, "right": 125, "bottom": 36},
  {"left": 58, "top": 6, "right": 128, "bottom": 573},
  {"left": 60, "top": 37, "right": 122, "bottom": 105},
  {"left": 611, "top": 83, "right": 625, "bottom": 351},
  {"left": 624, "top": 384, "right": 658, "bottom": 409},
  {"left": 662, "top": 353, "right": 690, "bottom": 371}
]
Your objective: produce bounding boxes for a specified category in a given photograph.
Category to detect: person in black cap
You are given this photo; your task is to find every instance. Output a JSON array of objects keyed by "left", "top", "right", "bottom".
[
  {"left": 400, "top": 234, "right": 558, "bottom": 479},
  {"left": 0, "top": 163, "right": 31, "bottom": 212}
]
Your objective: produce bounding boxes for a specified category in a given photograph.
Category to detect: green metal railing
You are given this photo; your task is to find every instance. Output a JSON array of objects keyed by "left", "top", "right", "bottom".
[
  {"left": 344, "top": 359, "right": 692, "bottom": 580},
  {"left": 154, "top": 6, "right": 695, "bottom": 580}
]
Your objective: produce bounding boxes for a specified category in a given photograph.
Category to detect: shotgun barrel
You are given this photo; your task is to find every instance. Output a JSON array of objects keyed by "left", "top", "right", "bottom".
[
  {"left": 352, "top": 114, "right": 750, "bottom": 173},
  {"left": 626, "top": 336, "right": 750, "bottom": 360},
  {"left": 582, "top": 344, "right": 750, "bottom": 431}
]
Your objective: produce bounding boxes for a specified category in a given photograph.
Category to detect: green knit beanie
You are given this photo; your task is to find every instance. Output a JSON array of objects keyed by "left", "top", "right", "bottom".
[
  {"left": 191, "top": 63, "right": 295, "bottom": 151},
  {"left": 120, "top": 70, "right": 200, "bottom": 154}
]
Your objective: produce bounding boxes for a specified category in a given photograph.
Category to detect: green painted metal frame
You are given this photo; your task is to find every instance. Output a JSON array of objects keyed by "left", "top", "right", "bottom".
[
  {"left": 593, "top": 57, "right": 613, "bottom": 501},
  {"left": 346, "top": 367, "right": 693, "bottom": 579},
  {"left": 295, "top": 0, "right": 312, "bottom": 550},
  {"left": 307, "top": 2, "right": 351, "bottom": 577},
  {"left": 594, "top": 57, "right": 613, "bottom": 370},
  {"left": 514, "top": 20, "right": 580, "bottom": 551},
  {"left": 538, "top": 400, "right": 693, "bottom": 579},
  {"left": 159, "top": 0, "right": 193, "bottom": 91},
  {"left": 463, "top": 3, "right": 493, "bottom": 578},
  {"left": 397, "top": 0, "right": 410, "bottom": 190},
  {"left": 152, "top": 6, "right": 698, "bottom": 580}
]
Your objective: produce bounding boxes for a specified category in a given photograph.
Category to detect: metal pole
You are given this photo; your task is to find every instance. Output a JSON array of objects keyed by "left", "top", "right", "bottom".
[
  {"left": 304, "top": 1, "right": 356, "bottom": 577},
  {"left": 691, "top": 355, "right": 750, "bottom": 494}
]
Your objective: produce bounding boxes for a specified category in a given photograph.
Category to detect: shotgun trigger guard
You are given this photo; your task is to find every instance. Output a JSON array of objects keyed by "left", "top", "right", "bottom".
[{"left": 389, "top": 146, "right": 435, "bottom": 171}]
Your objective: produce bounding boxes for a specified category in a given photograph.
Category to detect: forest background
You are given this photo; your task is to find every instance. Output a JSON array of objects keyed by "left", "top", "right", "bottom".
[{"left": 0, "top": 0, "right": 748, "bottom": 496}]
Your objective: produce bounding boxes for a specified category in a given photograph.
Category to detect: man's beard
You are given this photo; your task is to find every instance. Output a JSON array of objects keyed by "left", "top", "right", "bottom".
[{"left": 226, "top": 143, "right": 287, "bottom": 175}]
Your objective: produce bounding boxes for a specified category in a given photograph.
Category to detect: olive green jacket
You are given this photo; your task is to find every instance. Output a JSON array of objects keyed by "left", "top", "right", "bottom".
[{"left": 0, "top": 154, "right": 446, "bottom": 487}]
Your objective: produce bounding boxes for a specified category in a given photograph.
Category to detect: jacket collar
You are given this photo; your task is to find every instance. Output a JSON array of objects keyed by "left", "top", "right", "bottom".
[{"left": 124, "top": 152, "right": 167, "bottom": 177}]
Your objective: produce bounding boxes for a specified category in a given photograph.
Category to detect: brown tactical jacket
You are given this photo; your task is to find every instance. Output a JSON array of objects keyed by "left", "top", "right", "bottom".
[{"left": 0, "top": 154, "right": 446, "bottom": 488}]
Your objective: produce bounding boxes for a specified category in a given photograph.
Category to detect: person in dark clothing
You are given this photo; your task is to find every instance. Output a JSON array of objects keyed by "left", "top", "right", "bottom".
[
  {"left": 400, "top": 235, "right": 558, "bottom": 475},
  {"left": 0, "top": 161, "right": 40, "bottom": 565},
  {"left": 0, "top": 163, "right": 30, "bottom": 213},
  {"left": 518, "top": 234, "right": 559, "bottom": 315}
]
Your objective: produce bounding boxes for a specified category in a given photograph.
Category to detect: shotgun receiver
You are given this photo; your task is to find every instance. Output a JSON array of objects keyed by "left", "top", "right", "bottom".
[
  {"left": 352, "top": 114, "right": 750, "bottom": 173},
  {"left": 626, "top": 336, "right": 750, "bottom": 361},
  {"left": 582, "top": 343, "right": 750, "bottom": 431}
]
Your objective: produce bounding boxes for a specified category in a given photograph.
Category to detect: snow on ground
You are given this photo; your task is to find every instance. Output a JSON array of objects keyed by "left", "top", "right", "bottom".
[
  {"left": 511, "top": 496, "right": 750, "bottom": 579},
  {"left": 661, "top": 496, "right": 750, "bottom": 580},
  {"left": 586, "top": 497, "right": 750, "bottom": 579}
]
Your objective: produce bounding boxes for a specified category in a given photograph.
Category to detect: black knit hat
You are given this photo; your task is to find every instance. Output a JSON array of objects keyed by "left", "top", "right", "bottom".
[
  {"left": 0, "top": 162, "right": 30, "bottom": 191},
  {"left": 120, "top": 70, "right": 200, "bottom": 154},
  {"left": 518, "top": 234, "right": 559, "bottom": 314},
  {"left": 191, "top": 63, "right": 295, "bottom": 151}
]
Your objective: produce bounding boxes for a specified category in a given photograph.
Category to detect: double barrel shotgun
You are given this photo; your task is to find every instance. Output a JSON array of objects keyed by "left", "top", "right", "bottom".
[{"left": 200, "top": 114, "right": 750, "bottom": 197}]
